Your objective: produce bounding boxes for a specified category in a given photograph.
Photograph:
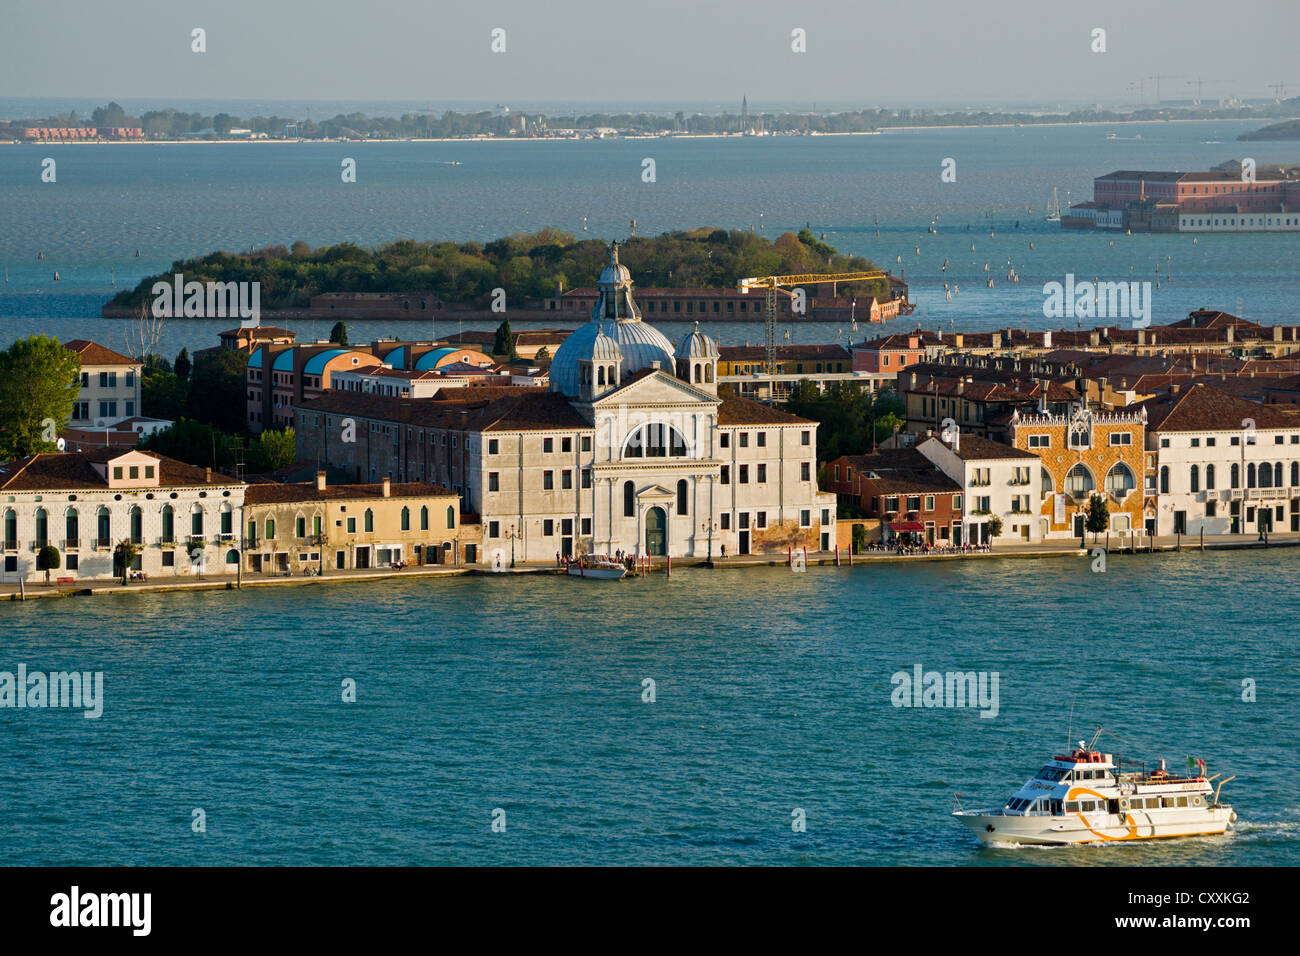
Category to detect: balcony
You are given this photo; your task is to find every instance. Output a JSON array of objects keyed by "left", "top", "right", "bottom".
[
  {"left": 92, "top": 538, "right": 112, "bottom": 550},
  {"left": 62, "top": 538, "right": 80, "bottom": 550}
]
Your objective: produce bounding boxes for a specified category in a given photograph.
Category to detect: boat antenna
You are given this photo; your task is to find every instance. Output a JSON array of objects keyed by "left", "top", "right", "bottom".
[
  {"left": 1087, "top": 727, "right": 1104, "bottom": 751},
  {"left": 1066, "top": 696, "right": 1076, "bottom": 751}
]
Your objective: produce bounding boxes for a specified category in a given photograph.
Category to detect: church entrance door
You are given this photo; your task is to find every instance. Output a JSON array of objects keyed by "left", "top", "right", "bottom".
[{"left": 645, "top": 506, "right": 666, "bottom": 556}]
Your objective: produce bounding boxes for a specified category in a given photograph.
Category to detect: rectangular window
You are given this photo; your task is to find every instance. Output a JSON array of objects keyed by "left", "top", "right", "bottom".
[
  {"left": 821, "top": 508, "right": 830, "bottom": 525},
  {"left": 739, "top": 433, "right": 748, "bottom": 448},
  {"left": 756, "top": 433, "right": 766, "bottom": 447},
  {"left": 562, "top": 437, "right": 572, "bottom": 453},
  {"left": 488, "top": 439, "right": 499, "bottom": 455},
  {"left": 1109, "top": 432, "right": 1132, "bottom": 446},
  {"left": 581, "top": 518, "right": 591, "bottom": 534},
  {"left": 721, "top": 513, "right": 730, "bottom": 530},
  {"left": 1191, "top": 437, "right": 1200, "bottom": 447},
  {"left": 801, "top": 430, "right": 811, "bottom": 446},
  {"left": 543, "top": 438, "right": 554, "bottom": 453},
  {"left": 757, "top": 464, "right": 766, "bottom": 483},
  {"left": 721, "top": 466, "right": 730, "bottom": 485},
  {"left": 543, "top": 520, "right": 554, "bottom": 536},
  {"left": 924, "top": 496, "right": 935, "bottom": 511},
  {"left": 953, "top": 495, "right": 962, "bottom": 509},
  {"left": 581, "top": 436, "right": 592, "bottom": 452},
  {"left": 1230, "top": 436, "right": 1240, "bottom": 446},
  {"left": 296, "top": 517, "right": 306, "bottom": 537},
  {"left": 581, "top": 469, "right": 591, "bottom": 489},
  {"left": 543, "top": 470, "right": 554, "bottom": 490},
  {"left": 1206, "top": 437, "right": 1215, "bottom": 447},
  {"left": 800, "top": 509, "right": 811, "bottom": 528},
  {"left": 720, "top": 433, "right": 730, "bottom": 448},
  {"left": 739, "top": 465, "right": 749, "bottom": 484},
  {"left": 347, "top": 517, "right": 356, "bottom": 533},
  {"left": 488, "top": 473, "right": 499, "bottom": 492},
  {"left": 562, "top": 470, "right": 572, "bottom": 490},
  {"left": 801, "top": 462, "right": 811, "bottom": 481},
  {"left": 756, "top": 512, "right": 767, "bottom": 529},
  {"left": 1161, "top": 438, "right": 1171, "bottom": 448},
  {"left": 907, "top": 496, "right": 921, "bottom": 513}
]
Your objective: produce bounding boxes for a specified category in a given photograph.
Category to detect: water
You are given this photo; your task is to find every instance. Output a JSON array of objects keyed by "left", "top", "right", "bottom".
[
  {"left": 2, "top": 549, "right": 1297, "bottom": 865},
  {"left": 3, "top": 119, "right": 1299, "bottom": 355}
]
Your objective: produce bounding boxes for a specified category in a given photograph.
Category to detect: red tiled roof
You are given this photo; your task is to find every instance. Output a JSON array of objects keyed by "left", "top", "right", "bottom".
[
  {"left": 63, "top": 339, "right": 137, "bottom": 366},
  {"left": 0, "top": 451, "right": 237, "bottom": 491},
  {"left": 244, "top": 480, "right": 456, "bottom": 504},
  {"left": 1140, "top": 384, "right": 1298, "bottom": 432}
]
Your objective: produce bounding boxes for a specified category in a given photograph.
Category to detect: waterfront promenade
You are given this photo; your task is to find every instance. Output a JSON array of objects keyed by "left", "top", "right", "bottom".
[{"left": 4, "top": 532, "right": 1297, "bottom": 601}]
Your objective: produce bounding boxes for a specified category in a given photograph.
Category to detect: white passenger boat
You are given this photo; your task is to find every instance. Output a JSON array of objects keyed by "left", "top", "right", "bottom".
[
  {"left": 565, "top": 555, "right": 627, "bottom": 580},
  {"left": 953, "top": 729, "right": 1235, "bottom": 846}
]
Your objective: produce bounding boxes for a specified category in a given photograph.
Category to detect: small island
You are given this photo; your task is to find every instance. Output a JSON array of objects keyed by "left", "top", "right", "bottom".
[{"left": 1238, "top": 119, "right": 1300, "bottom": 141}]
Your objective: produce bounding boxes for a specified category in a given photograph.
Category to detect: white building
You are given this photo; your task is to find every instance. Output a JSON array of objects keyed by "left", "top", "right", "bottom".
[
  {"left": 0, "top": 448, "right": 245, "bottom": 581},
  {"left": 1144, "top": 384, "right": 1300, "bottom": 536},
  {"left": 476, "top": 242, "right": 837, "bottom": 562},
  {"left": 65, "top": 340, "right": 142, "bottom": 427},
  {"left": 917, "top": 432, "right": 1044, "bottom": 544}
]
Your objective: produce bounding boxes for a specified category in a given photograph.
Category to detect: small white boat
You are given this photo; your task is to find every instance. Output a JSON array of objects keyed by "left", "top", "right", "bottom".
[
  {"left": 1045, "top": 188, "right": 1062, "bottom": 222},
  {"left": 953, "top": 729, "right": 1235, "bottom": 846},
  {"left": 566, "top": 555, "right": 626, "bottom": 580}
]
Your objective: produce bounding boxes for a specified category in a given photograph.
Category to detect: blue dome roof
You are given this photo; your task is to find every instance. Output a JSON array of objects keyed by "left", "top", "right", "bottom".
[
  {"left": 303, "top": 348, "right": 349, "bottom": 375},
  {"left": 248, "top": 347, "right": 263, "bottom": 369},
  {"left": 272, "top": 350, "right": 295, "bottom": 371},
  {"left": 414, "top": 347, "right": 457, "bottom": 371}
]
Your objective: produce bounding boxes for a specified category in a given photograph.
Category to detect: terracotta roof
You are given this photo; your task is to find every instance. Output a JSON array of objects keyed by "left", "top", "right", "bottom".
[
  {"left": 716, "top": 391, "right": 813, "bottom": 426},
  {"left": 854, "top": 331, "right": 940, "bottom": 351},
  {"left": 219, "top": 326, "right": 296, "bottom": 338},
  {"left": 63, "top": 339, "right": 137, "bottom": 366},
  {"left": 927, "top": 434, "right": 1039, "bottom": 461},
  {"left": 0, "top": 451, "right": 238, "bottom": 491},
  {"left": 1140, "top": 384, "right": 1299, "bottom": 432},
  {"left": 244, "top": 480, "right": 456, "bottom": 504},
  {"left": 298, "top": 388, "right": 587, "bottom": 433}
]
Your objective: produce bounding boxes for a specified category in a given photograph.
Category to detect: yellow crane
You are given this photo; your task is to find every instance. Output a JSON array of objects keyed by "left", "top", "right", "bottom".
[{"left": 736, "top": 270, "right": 890, "bottom": 374}]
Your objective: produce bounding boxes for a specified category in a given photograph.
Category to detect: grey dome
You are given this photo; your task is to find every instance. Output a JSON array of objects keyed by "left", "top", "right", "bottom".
[
  {"left": 675, "top": 322, "right": 720, "bottom": 359},
  {"left": 550, "top": 242, "right": 675, "bottom": 398}
]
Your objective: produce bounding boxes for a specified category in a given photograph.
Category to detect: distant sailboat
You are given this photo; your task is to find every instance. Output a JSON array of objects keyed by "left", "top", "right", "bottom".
[{"left": 1045, "top": 188, "right": 1062, "bottom": 222}]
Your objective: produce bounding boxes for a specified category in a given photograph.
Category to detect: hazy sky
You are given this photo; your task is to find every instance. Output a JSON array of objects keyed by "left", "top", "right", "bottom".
[{"left": 4, "top": 0, "right": 1297, "bottom": 109}]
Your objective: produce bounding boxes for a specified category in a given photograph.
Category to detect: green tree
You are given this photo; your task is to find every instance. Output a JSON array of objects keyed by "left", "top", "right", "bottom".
[
  {"left": 534, "top": 346, "right": 550, "bottom": 363},
  {"left": 493, "top": 318, "right": 516, "bottom": 358},
  {"left": 1085, "top": 494, "right": 1110, "bottom": 543},
  {"left": 174, "top": 348, "right": 192, "bottom": 379},
  {"left": 114, "top": 539, "right": 142, "bottom": 585},
  {"left": 143, "top": 363, "right": 189, "bottom": 420},
  {"left": 329, "top": 321, "right": 349, "bottom": 345},
  {"left": 986, "top": 516, "right": 1003, "bottom": 541},
  {"left": 0, "top": 335, "right": 80, "bottom": 462},
  {"left": 37, "top": 545, "right": 61, "bottom": 583},
  {"left": 248, "top": 428, "right": 297, "bottom": 473},
  {"left": 139, "top": 418, "right": 237, "bottom": 468},
  {"left": 187, "top": 350, "right": 249, "bottom": 434}
]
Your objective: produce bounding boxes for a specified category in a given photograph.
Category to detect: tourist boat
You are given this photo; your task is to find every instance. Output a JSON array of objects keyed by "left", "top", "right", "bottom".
[
  {"left": 1045, "top": 188, "right": 1062, "bottom": 222},
  {"left": 953, "top": 729, "right": 1236, "bottom": 846},
  {"left": 565, "top": 555, "right": 626, "bottom": 580}
]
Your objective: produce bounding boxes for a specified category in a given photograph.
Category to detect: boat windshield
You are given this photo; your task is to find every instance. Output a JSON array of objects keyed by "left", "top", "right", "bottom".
[{"left": 1034, "top": 766, "right": 1068, "bottom": 782}]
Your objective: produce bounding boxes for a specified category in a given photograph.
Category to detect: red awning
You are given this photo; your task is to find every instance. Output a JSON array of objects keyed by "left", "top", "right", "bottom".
[{"left": 889, "top": 521, "right": 926, "bottom": 532}]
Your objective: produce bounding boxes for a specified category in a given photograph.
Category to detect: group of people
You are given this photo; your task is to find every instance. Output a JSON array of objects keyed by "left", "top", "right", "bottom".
[{"left": 867, "top": 540, "right": 992, "bottom": 556}]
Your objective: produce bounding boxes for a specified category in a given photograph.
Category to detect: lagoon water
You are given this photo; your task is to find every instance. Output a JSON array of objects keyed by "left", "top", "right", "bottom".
[
  {"left": 2, "top": 118, "right": 1299, "bottom": 355},
  {"left": 2, "top": 550, "right": 1297, "bottom": 866}
]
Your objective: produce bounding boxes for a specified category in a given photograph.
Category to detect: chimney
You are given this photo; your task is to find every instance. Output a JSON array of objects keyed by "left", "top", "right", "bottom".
[
  {"left": 1042, "top": 330, "right": 1052, "bottom": 348},
  {"left": 954, "top": 334, "right": 964, "bottom": 348},
  {"left": 992, "top": 332, "right": 1003, "bottom": 349},
  {"left": 1273, "top": 326, "right": 1282, "bottom": 342},
  {"left": 1227, "top": 326, "right": 1235, "bottom": 343},
  {"left": 1137, "top": 329, "right": 1145, "bottom": 347},
  {"left": 1089, "top": 330, "right": 1100, "bottom": 347},
  {"left": 382, "top": 476, "right": 391, "bottom": 497},
  {"left": 316, "top": 470, "right": 327, "bottom": 491},
  {"left": 204, "top": 467, "right": 212, "bottom": 483}
]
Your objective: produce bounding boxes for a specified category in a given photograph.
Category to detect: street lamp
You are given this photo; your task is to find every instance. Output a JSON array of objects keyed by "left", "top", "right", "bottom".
[
  {"left": 506, "top": 523, "right": 522, "bottom": 569},
  {"left": 700, "top": 519, "right": 717, "bottom": 567}
]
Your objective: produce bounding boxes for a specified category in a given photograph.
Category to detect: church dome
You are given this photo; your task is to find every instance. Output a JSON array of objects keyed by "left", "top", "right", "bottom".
[
  {"left": 675, "top": 322, "right": 720, "bottom": 359},
  {"left": 549, "top": 242, "right": 676, "bottom": 398}
]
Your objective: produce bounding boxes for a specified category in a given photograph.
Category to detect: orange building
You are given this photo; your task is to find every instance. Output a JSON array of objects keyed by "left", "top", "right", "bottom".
[{"left": 1009, "top": 406, "right": 1150, "bottom": 541}]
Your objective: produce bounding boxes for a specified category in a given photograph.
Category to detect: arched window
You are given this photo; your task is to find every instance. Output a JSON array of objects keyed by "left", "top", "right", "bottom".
[
  {"left": 65, "top": 507, "right": 79, "bottom": 545},
  {"left": 1231, "top": 463, "right": 1240, "bottom": 489},
  {"left": 34, "top": 508, "right": 48, "bottom": 548},
  {"left": 191, "top": 505, "right": 204, "bottom": 537},
  {"left": 1041, "top": 468, "right": 1054, "bottom": 493},
  {"left": 129, "top": 505, "right": 143, "bottom": 544},
  {"left": 1275, "top": 462, "right": 1283, "bottom": 486},
  {"left": 97, "top": 506, "right": 111, "bottom": 545},
  {"left": 1258, "top": 463, "right": 1270, "bottom": 488},
  {"left": 1205, "top": 463, "right": 1215, "bottom": 490},
  {"left": 1292, "top": 462, "right": 1299, "bottom": 487},
  {"left": 1065, "top": 464, "right": 1094, "bottom": 497},
  {"left": 1159, "top": 466, "right": 1170, "bottom": 495},
  {"left": 1105, "top": 463, "right": 1135, "bottom": 497},
  {"left": 705, "top": 365, "right": 713, "bottom": 383},
  {"left": 401, "top": 506, "right": 410, "bottom": 531},
  {"left": 364, "top": 509, "right": 374, "bottom": 532},
  {"left": 2, "top": 509, "right": 15, "bottom": 550},
  {"left": 161, "top": 504, "right": 174, "bottom": 543},
  {"left": 1247, "top": 463, "right": 1256, "bottom": 488},
  {"left": 1189, "top": 464, "right": 1199, "bottom": 494},
  {"left": 225, "top": 549, "right": 238, "bottom": 565},
  {"left": 597, "top": 366, "right": 605, "bottom": 386},
  {"left": 622, "top": 423, "right": 688, "bottom": 458},
  {"left": 624, "top": 480, "right": 635, "bottom": 517},
  {"left": 420, "top": 506, "right": 429, "bottom": 531},
  {"left": 446, "top": 506, "right": 455, "bottom": 530},
  {"left": 676, "top": 479, "right": 688, "bottom": 515}
]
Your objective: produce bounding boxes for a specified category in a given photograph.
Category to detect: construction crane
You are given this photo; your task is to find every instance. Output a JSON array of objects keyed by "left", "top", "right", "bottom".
[{"left": 736, "top": 270, "right": 888, "bottom": 374}]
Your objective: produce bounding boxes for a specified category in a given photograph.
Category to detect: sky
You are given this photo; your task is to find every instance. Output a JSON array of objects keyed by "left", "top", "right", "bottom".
[{"left": 3, "top": 0, "right": 1297, "bottom": 112}]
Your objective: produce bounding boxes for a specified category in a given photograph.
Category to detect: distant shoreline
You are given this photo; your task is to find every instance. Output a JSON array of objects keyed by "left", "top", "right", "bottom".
[{"left": 1, "top": 115, "right": 1249, "bottom": 146}]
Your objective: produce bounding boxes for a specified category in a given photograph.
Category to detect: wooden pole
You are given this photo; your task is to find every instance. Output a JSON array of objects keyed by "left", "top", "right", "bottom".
[{"left": 666, "top": 554, "right": 671, "bottom": 578}]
